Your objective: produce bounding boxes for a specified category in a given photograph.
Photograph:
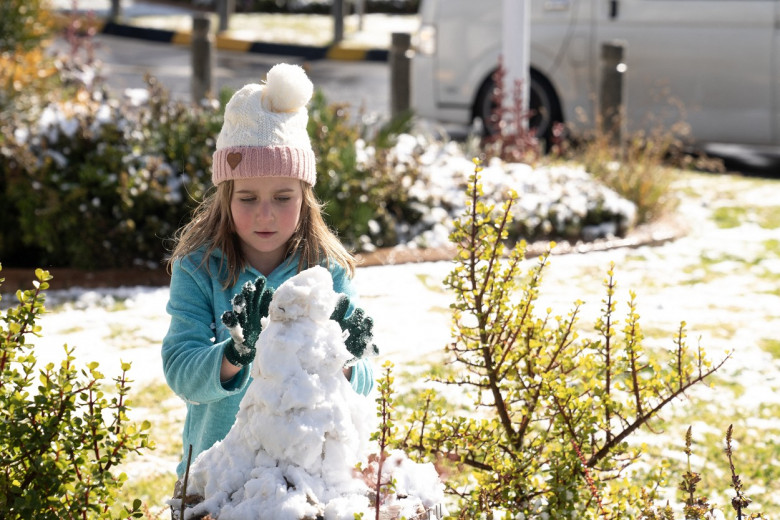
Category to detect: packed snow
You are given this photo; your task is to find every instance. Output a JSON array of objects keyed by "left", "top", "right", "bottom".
[{"left": 170, "top": 266, "right": 444, "bottom": 520}]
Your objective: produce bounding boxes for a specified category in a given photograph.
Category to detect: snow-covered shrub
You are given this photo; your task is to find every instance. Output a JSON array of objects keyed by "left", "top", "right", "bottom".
[
  {"left": 477, "top": 60, "right": 682, "bottom": 227},
  {"left": 393, "top": 135, "right": 638, "bottom": 249},
  {"left": 308, "top": 90, "right": 424, "bottom": 251},
  {"left": 0, "top": 267, "right": 153, "bottom": 519},
  {"left": 0, "top": 77, "right": 222, "bottom": 269}
]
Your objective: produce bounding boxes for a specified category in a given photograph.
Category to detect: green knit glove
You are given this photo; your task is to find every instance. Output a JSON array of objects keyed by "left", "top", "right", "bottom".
[
  {"left": 222, "top": 277, "right": 274, "bottom": 367},
  {"left": 330, "top": 294, "right": 379, "bottom": 364}
]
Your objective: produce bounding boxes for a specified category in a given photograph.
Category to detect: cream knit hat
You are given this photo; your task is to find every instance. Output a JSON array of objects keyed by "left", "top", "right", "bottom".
[{"left": 212, "top": 63, "right": 317, "bottom": 186}]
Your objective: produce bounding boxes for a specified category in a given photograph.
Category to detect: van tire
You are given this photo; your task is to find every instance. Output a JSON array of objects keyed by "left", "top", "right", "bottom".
[{"left": 473, "top": 68, "right": 562, "bottom": 146}]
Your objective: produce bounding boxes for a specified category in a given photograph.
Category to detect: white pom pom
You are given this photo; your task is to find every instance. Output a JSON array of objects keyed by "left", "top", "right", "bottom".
[{"left": 263, "top": 63, "right": 314, "bottom": 113}]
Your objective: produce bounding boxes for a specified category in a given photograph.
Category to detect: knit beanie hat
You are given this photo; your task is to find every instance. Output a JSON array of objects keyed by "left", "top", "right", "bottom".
[{"left": 212, "top": 63, "right": 317, "bottom": 186}]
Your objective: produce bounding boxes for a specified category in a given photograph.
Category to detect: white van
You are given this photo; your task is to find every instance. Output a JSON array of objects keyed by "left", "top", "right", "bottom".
[{"left": 411, "top": 0, "right": 780, "bottom": 147}]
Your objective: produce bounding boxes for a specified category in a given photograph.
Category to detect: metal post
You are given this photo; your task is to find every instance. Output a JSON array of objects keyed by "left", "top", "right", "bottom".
[
  {"left": 109, "top": 0, "right": 121, "bottom": 22},
  {"left": 356, "top": 0, "right": 365, "bottom": 31},
  {"left": 600, "top": 42, "right": 626, "bottom": 144},
  {"left": 217, "top": 0, "right": 235, "bottom": 33},
  {"left": 332, "top": 0, "right": 345, "bottom": 43},
  {"left": 502, "top": 0, "right": 530, "bottom": 133},
  {"left": 191, "top": 15, "right": 213, "bottom": 104},
  {"left": 390, "top": 32, "right": 411, "bottom": 119}
]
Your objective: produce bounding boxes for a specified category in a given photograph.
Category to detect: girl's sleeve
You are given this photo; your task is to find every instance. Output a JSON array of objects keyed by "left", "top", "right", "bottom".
[
  {"left": 161, "top": 259, "right": 250, "bottom": 404},
  {"left": 349, "top": 359, "right": 374, "bottom": 395}
]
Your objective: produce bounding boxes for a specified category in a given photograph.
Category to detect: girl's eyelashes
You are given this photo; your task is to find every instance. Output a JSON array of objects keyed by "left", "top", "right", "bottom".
[{"left": 235, "top": 196, "right": 291, "bottom": 203}]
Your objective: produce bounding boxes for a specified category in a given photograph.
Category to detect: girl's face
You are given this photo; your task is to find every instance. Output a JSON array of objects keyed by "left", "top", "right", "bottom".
[{"left": 230, "top": 176, "right": 303, "bottom": 275}]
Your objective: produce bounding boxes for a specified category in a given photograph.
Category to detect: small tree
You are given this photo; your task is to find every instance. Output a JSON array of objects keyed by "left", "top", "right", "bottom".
[
  {"left": 0, "top": 266, "right": 152, "bottom": 519},
  {"left": 401, "top": 159, "right": 729, "bottom": 518}
]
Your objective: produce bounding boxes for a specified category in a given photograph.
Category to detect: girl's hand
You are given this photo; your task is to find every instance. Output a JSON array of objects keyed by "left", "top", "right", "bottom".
[
  {"left": 330, "top": 295, "right": 379, "bottom": 364},
  {"left": 222, "top": 277, "right": 274, "bottom": 367}
]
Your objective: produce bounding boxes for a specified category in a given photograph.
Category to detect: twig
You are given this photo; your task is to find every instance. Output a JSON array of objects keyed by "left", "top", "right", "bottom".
[
  {"left": 180, "top": 444, "right": 193, "bottom": 520},
  {"left": 571, "top": 438, "right": 608, "bottom": 519},
  {"left": 725, "top": 424, "right": 751, "bottom": 520}
]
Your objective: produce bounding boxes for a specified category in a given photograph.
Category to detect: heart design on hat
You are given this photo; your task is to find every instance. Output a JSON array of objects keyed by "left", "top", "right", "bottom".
[{"left": 227, "top": 152, "right": 243, "bottom": 170}]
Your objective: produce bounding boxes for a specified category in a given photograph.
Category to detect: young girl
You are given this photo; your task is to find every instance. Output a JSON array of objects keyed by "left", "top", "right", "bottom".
[{"left": 161, "top": 63, "right": 375, "bottom": 483}]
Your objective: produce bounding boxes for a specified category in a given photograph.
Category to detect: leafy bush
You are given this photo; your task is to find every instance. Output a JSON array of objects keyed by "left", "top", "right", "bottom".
[
  {"left": 0, "top": 77, "right": 222, "bottom": 269},
  {"left": 398, "top": 159, "right": 727, "bottom": 518},
  {"left": 308, "top": 90, "right": 423, "bottom": 250},
  {"left": 0, "top": 0, "right": 59, "bottom": 113},
  {"left": 0, "top": 0, "right": 54, "bottom": 53},
  {"left": 0, "top": 266, "right": 152, "bottom": 518},
  {"left": 0, "top": 47, "right": 60, "bottom": 111},
  {"left": 572, "top": 127, "right": 681, "bottom": 224}
]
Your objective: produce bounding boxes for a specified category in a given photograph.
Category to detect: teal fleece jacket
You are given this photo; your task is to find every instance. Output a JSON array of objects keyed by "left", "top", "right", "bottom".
[{"left": 162, "top": 247, "right": 374, "bottom": 477}]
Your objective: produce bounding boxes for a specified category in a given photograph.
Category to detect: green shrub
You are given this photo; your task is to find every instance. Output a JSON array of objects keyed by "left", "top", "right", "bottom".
[
  {"left": 0, "top": 266, "right": 152, "bottom": 518},
  {"left": 0, "top": 0, "right": 54, "bottom": 53},
  {"left": 398, "top": 159, "right": 728, "bottom": 518},
  {"left": 0, "top": 1, "right": 59, "bottom": 113}
]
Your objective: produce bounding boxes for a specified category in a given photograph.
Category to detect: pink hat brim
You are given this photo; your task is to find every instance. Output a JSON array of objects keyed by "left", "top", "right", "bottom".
[{"left": 212, "top": 146, "right": 316, "bottom": 186}]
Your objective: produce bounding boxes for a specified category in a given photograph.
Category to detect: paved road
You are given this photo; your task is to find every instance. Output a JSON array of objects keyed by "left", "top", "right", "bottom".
[{"left": 52, "top": 33, "right": 392, "bottom": 119}]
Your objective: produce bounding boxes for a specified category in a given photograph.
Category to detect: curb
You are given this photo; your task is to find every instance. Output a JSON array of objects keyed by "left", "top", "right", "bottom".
[
  {"left": 58, "top": 12, "right": 389, "bottom": 61},
  {"left": 1, "top": 218, "right": 687, "bottom": 293}
]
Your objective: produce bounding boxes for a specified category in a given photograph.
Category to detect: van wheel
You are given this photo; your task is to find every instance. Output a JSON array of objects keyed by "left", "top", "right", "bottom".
[{"left": 474, "top": 69, "right": 562, "bottom": 145}]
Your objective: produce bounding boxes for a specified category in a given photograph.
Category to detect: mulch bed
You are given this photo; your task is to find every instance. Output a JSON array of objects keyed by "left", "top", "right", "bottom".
[{"left": 1, "top": 216, "right": 686, "bottom": 293}]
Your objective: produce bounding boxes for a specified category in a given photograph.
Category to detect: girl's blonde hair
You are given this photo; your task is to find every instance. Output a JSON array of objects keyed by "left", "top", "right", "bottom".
[{"left": 168, "top": 180, "right": 356, "bottom": 288}]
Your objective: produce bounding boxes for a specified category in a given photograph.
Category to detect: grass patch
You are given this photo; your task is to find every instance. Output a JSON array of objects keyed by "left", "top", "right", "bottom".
[
  {"left": 128, "top": 381, "right": 183, "bottom": 459},
  {"left": 641, "top": 325, "right": 677, "bottom": 341},
  {"left": 58, "top": 325, "right": 85, "bottom": 335},
  {"left": 415, "top": 273, "right": 448, "bottom": 293},
  {"left": 756, "top": 206, "right": 780, "bottom": 229},
  {"left": 763, "top": 238, "right": 780, "bottom": 257},
  {"left": 682, "top": 251, "right": 758, "bottom": 285},
  {"left": 689, "top": 321, "right": 738, "bottom": 340},
  {"left": 703, "top": 372, "right": 746, "bottom": 400},
  {"left": 712, "top": 206, "right": 747, "bottom": 229},
  {"left": 114, "top": 471, "right": 174, "bottom": 519},
  {"left": 712, "top": 205, "right": 780, "bottom": 230},
  {"left": 128, "top": 380, "right": 177, "bottom": 409},
  {"left": 624, "top": 253, "right": 650, "bottom": 263},
  {"left": 107, "top": 323, "right": 141, "bottom": 342},
  {"left": 759, "top": 338, "right": 780, "bottom": 360}
]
